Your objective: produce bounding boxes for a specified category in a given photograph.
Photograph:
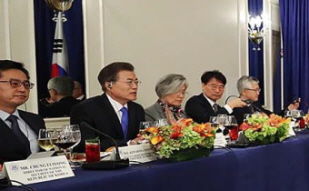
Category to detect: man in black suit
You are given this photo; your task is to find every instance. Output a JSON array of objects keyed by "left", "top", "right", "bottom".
[
  {"left": 71, "top": 62, "right": 145, "bottom": 151},
  {"left": 185, "top": 70, "right": 247, "bottom": 123},
  {"left": 0, "top": 60, "right": 46, "bottom": 164},
  {"left": 232, "top": 75, "right": 300, "bottom": 124},
  {"left": 41, "top": 76, "right": 80, "bottom": 118}
]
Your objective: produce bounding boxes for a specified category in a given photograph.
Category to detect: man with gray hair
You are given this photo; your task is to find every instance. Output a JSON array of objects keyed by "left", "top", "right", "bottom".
[
  {"left": 41, "top": 76, "right": 80, "bottom": 118},
  {"left": 233, "top": 75, "right": 300, "bottom": 124}
]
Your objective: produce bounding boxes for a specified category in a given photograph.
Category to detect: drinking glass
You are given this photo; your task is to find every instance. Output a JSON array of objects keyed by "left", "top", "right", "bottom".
[
  {"left": 85, "top": 139, "right": 100, "bottom": 163},
  {"left": 224, "top": 116, "right": 239, "bottom": 142},
  {"left": 38, "top": 129, "right": 57, "bottom": 151},
  {"left": 54, "top": 125, "right": 81, "bottom": 165},
  {"left": 243, "top": 114, "right": 252, "bottom": 123},
  {"left": 154, "top": 119, "right": 169, "bottom": 127},
  {"left": 217, "top": 114, "right": 227, "bottom": 129},
  {"left": 209, "top": 116, "right": 219, "bottom": 129},
  {"left": 291, "top": 110, "right": 304, "bottom": 131},
  {"left": 139, "top": 121, "right": 154, "bottom": 134}
]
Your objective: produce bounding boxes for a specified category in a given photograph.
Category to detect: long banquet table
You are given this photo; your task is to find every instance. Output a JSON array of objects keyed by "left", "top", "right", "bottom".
[{"left": 4, "top": 131, "right": 309, "bottom": 191}]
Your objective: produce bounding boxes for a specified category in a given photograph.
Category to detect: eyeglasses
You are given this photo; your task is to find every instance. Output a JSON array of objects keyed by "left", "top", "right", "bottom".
[
  {"left": 0, "top": 79, "right": 34, "bottom": 89},
  {"left": 207, "top": 84, "right": 225, "bottom": 91},
  {"left": 245, "top": 88, "right": 261, "bottom": 93},
  {"left": 116, "top": 80, "right": 141, "bottom": 87},
  {"left": 176, "top": 91, "right": 187, "bottom": 97}
]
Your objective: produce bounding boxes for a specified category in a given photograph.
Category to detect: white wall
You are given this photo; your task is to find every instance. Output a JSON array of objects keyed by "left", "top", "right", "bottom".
[
  {"left": 83, "top": 0, "right": 248, "bottom": 107},
  {"left": 1, "top": 0, "right": 254, "bottom": 126}
]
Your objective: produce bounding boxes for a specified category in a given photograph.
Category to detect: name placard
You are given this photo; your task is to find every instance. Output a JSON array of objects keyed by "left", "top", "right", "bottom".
[
  {"left": 214, "top": 132, "right": 227, "bottom": 148},
  {"left": 2, "top": 156, "right": 74, "bottom": 185},
  {"left": 112, "top": 144, "right": 158, "bottom": 163},
  {"left": 288, "top": 122, "right": 296, "bottom": 137}
]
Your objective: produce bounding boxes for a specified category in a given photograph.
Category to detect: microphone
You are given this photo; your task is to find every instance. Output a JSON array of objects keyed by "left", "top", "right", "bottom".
[
  {"left": 242, "top": 100, "right": 262, "bottom": 113},
  {"left": 80, "top": 121, "right": 129, "bottom": 170}
]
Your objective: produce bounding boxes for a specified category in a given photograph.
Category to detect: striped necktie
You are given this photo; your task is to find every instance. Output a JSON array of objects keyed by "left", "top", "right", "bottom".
[
  {"left": 213, "top": 103, "right": 219, "bottom": 113},
  {"left": 6, "top": 115, "right": 31, "bottom": 155}
]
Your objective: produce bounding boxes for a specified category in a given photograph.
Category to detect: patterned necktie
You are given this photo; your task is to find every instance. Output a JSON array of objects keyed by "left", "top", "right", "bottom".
[
  {"left": 6, "top": 115, "right": 31, "bottom": 155},
  {"left": 213, "top": 103, "right": 219, "bottom": 113},
  {"left": 120, "top": 107, "right": 129, "bottom": 140}
]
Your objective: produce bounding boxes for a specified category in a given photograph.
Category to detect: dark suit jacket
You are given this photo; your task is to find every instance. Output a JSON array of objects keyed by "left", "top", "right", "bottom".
[
  {"left": 185, "top": 93, "right": 229, "bottom": 123},
  {"left": 0, "top": 110, "right": 45, "bottom": 164},
  {"left": 41, "top": 96, "right": 80, "bottom": 118},
  {"left": 232, "top": 102, "right": 273, "bottom": 125},
  {"left": 70, "top": 94, "right": 145, "bottom": 152}
]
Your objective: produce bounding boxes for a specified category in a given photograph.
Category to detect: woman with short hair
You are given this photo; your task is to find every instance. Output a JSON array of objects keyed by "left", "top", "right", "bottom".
[{"left": 145, "top": 74, "right": 188, "bottom": 123}]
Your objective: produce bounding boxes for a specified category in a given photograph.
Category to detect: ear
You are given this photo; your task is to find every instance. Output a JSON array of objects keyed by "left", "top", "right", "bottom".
[{"left": 104, "top": 82, "right": 112, "bottom": 90}]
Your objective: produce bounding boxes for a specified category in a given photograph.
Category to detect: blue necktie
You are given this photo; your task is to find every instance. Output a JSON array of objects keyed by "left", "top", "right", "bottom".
[
  {"left": 7, "top": 115, "right": 31, "bottom": 155},
  {"left": 120, "top": 107, "right": 129, "bottom": 140}
]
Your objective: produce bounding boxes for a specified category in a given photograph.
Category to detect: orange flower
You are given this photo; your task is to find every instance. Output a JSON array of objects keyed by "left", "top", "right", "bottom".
[
  {"left": 146, "top": 127, "right": 159, "bottom": 134},
  {"left": 267, "top": 114, "right": 286, "bottom": 127},
  {"left": 170, "top": 132, "right": 184, "bottom": 139},
  {"left": 151, "top": 135, "right": 164, "bottom": 145},
  {"left": 239, "top": 122, "right": 250, "bottom": 131},
  {"left": 178, "top": 118, "right": 193, "bottom": 126}
]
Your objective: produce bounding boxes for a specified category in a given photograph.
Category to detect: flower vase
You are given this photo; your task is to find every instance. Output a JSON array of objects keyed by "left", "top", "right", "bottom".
[{"left": 168, "top": 147, "right": 211, "bottom": 162}]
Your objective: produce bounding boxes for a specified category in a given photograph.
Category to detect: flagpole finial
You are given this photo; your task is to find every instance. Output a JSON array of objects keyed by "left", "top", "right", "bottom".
[{"left": 45, "top": 0, "right": 74, "bottom": 12}]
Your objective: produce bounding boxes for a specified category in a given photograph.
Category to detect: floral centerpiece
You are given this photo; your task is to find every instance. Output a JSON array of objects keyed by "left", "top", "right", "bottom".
[
  {"left": 141, "top": 118, "right": 216, "bottom": 161},
  {"left": 239, "top": 113, "right": 290, "bottom": 145}
]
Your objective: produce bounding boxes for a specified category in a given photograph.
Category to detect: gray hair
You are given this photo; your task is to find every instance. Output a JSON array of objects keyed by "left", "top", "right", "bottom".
[
  {"left": 47, "top": 76, "right": 74, "bottom": 96},
  {"left": 237, "top": 75, "right": 259, "bottom": 94},
  {"left": 155, "top": 74, "right": 188, "bottom": 99}
]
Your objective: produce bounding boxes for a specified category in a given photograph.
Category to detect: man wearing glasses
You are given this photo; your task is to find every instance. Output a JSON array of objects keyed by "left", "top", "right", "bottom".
[
  {"left": 0, "top": 60, "right": 45, "bottom": 164},
  {"left": 232, "top": 75, "right": 300, "bottom": 124},
  {"left": 71, "top": 62, "right": 145, "bottom": 151},
  {"left": 185, "top": 70, "right": 247, "bottom": 123}
]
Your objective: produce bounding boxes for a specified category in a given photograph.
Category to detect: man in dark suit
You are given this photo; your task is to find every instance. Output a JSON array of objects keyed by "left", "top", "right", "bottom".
[
  {"left": 232, "top": 75, "right": 300, "bottom": 124},
  {"left": 41, "top": 76, "right": 80, "bottom": 118},
  {"left": 71, "top": 62, "right": 145, "bottom": 151},
  {"left": 72, "top": 81, "right": 85, "bottom": 101},
  {"left": 185, "top": 70, "right": 247, "bottom": 123},
  {"left": 0, "top": 60, "right": 46, "bottom": 164}
]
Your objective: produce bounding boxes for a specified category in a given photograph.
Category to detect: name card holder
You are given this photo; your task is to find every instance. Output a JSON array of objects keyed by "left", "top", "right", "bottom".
[
  {"left": 111, "top": 144, "right": 158, "bottom": 163},
  {"left": 214, "top": 132, "right": 227, "bottom": 148},
  {"left": 2, "top": 156, "right": 74, "bottom": 185}
]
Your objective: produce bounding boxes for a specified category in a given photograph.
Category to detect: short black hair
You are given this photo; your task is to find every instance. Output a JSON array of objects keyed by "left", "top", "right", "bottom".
[
  {"left": 97, "top": 62, "right": 134, "bottom": 92},
  {"left": 0, "top": 60, "right": 30, "bottom": 79},
  {"left": 201, "top": 70, "right": 226, "bottom": 85}
]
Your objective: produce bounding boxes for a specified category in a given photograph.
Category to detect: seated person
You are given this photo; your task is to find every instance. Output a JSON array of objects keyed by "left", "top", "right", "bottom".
[
  {"left": 41, "top": 76, "right": 80, "bottom": 118},
  {"left": 145, "top": 74, "right": 188, "bottom": 123},
  {"left": 73, "top": 81, "right": 85, "bottom": 101},
  {"left": 70, "top": 62, "right": 145, "bottom": 151},
  {"left": 232, "top": 75, "right": 300, "bottom": 124},
  {"left": 0, "top": 60, "right": 46, "bottom": 164},
  {"left": 185, "top": 70, "right": 247, "bottom": 123}
]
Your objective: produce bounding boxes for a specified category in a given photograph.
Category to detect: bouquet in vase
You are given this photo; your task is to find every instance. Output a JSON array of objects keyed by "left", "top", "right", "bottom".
[
  {"left": 141, "top": 118, "right": 216, "bottom": 161},
  {"left": 239, "top": 113, "right": 290, "bottom": 145}
]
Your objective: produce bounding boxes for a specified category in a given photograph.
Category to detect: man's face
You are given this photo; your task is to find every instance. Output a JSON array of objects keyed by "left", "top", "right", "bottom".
[
  {"left": 202, "top": 78, "right": 225, "bottom": 102},
  {"left": 0, "top": 69, "right": 30, "bottom": 111},
  {"left": 108, "top": 70, "right": 139, "bottom": 105},
  {"left": 242, "top": 83, "right": 260, "bottom": 102}
]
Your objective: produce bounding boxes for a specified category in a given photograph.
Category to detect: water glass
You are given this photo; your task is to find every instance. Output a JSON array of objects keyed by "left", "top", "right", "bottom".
[
  {"left": 85, "top": 139, "right": 100, "bottom": 163},
  {"left": 154, "top": 119, "right": 169, "bottom": 127},
  {"left": 139, "top": 121, "right": 154, "bottom": 134}
]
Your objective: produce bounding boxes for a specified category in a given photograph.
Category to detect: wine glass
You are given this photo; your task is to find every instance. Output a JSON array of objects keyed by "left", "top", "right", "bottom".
[
  {"left": 54, "top": 125, "right": 81, "bottom": 166},
  {"left": 38, "top": 129, "right": 57, "bottom": 151},
  {"left": 291, "top": 110, "right": 304, "bottom": 131},
  {"left": 209, "top": 116, "right": 219, "bottom": 130},
  {"left": 224, "top": 116, "right": 239, "bottom": 142},
  {"left": 217, "top": 114, "right": 227, "bottom": 130},
  {"left": 154, "top": 119, "right": 169, "bottom": 127},
  {"left": 243, "top": 114, "right": 252, "bottom": 123},
  {"left": 139, "top": 121, "right": 154, "bottom": 134}
]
